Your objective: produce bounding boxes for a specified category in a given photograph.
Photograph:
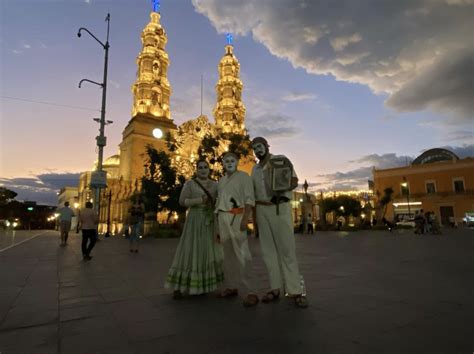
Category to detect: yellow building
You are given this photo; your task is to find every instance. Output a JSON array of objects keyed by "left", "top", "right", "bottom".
[
  {"left": 373, "top": 148, "right": 474, "bottom": 226},
  {"left": 76, "top": 8, "right": 252, "bottom": 234}
]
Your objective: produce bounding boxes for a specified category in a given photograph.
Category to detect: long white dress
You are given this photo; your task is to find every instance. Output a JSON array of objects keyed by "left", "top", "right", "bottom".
[{"left": 164, "top": 179, "right": 224, "bottom": 294}]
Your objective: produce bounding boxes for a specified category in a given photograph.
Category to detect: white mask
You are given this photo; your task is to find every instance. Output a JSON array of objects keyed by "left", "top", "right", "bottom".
[
  {"left": 223, "top": 156, "right": 238, "bottom": 173},
  {"left": 196, "top": 162, "right": 210, "bottom": 179},
  {"left": 252, "top": 142, "right": 267, "bottom": 159}
]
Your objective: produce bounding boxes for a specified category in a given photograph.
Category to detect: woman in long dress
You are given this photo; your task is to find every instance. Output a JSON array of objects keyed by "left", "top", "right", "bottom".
[{"left": 164, "top": 160, "right": 224, "bottom": 298}]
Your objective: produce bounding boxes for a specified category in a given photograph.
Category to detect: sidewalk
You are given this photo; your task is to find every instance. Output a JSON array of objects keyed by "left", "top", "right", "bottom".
[{"left": 0, "top": 229, "right": 473, "bottom": 353}]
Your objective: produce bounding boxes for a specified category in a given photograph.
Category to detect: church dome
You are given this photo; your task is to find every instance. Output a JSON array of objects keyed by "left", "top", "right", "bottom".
[
  {"left": 412, "top": 148, "right": 459, "bottom": 165},
  {"left": 103, "top": 154, "right": 120, "bottom": 166}
]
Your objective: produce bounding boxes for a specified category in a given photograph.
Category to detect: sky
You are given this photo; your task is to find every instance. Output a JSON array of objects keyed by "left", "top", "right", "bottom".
[{"left": 0, "top": 0, "right": 473, "bottom": 205}]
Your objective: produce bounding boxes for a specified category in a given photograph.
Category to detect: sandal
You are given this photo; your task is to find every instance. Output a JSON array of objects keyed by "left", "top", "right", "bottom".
[
  {"left": 294, "top": 295, "right": 309, "bottom": 308},
  {"left": 262, "top": 289, "right": 280, "bottom": 303},
  {"left": 243, "top": 294, "right": 259, "bottom": 307},
  {"left": 217, "top": 288, "right": 238, "bottom": 298}
]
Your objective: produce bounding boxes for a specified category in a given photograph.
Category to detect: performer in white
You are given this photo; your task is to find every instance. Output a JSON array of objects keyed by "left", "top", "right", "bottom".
[
  {"left": 251, "top": 137, "right": 308, "bottom": 308},
  {"left": 216, "top": 152, "right": 259, "bottom": 307}
]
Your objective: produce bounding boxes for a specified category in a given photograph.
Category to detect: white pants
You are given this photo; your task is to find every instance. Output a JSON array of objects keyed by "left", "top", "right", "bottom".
[
  {"left": 256, "top": 202, "right": 302, "bottom": 295},
  {"left": 218, "top": 212, "right": 257, "bottom": 295}
]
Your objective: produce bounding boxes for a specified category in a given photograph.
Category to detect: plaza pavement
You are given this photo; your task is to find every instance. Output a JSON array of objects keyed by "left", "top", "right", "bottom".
[{"left": 0, "top": 227, "right": 473, "bottom": 354}]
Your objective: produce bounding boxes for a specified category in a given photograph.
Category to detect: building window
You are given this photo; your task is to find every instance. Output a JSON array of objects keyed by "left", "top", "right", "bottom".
[
  {"left": 453, "top": 179, "right": 465, "bottom": 193},
  {"left": 426, "top": 181, "right": 436, "bottom": 194}
]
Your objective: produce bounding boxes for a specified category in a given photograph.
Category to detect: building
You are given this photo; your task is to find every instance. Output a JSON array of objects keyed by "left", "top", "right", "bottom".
[
  {"left": 75, "top": 7, "right": 252, "bottom": 234},
  {"left": 373, "top": 148, "right": 474, "bottom": 225}
]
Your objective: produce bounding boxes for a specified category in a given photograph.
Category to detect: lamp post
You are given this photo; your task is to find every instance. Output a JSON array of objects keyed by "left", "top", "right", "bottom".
[
  {"left": 401, "top": 177, "right": 411, "bottom": 217},
  {"left": 77, "top": 14, "right": 111, "bottom": 214}
]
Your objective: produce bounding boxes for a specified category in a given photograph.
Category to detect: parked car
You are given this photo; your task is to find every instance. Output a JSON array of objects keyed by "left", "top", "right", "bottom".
[
  {"left": 396, "top": 219, "right": 415, "bottom": 228},
  {"left": 463, "top": 212, "right": 474, "bottom": 227}
]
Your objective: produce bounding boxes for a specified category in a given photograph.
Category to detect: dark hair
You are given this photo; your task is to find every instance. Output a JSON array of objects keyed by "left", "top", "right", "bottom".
[
  {"left": 85, "top": 201, "right": 93, "bottom": 208},
  {"left": 64, "top": 201, "right": 70, "bottom": 207}
]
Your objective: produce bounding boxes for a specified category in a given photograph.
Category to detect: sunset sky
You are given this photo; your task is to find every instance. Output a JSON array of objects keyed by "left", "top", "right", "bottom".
[{"left": 1, "top": 0, "right": 473, "bottom": 204}]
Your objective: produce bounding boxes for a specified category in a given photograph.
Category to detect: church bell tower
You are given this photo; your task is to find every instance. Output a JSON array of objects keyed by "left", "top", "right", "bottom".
[
  {"left": 119, "top": 2, "right": 177, "bottom": 184},
  {"left": 213, "top": 34, "right": 246, "bottom": 134}
]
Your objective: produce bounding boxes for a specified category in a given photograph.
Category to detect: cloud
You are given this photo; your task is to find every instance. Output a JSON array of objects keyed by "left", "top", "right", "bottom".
[
  {"left": 349, "top": 153, "right": 413, "bottom": 169},
  {"left": 0, "top": 173, "right": 81, "bottom": 205},
  {"left": 386, "top": 49, "right": 474, "bottom": 121},
  {"left": 282, "top": 91, "right": 317, "bottom": 102},
  {"left": 11, "top": 50, "right": 22, "bottom": 55},
  {"left": 443, "top": 131, "right": 474, "bottom": 144},
  {"left": 315, "top": 145, "right": 474, "bottom": 191},
  {"left": 439, "top": 144, "right": 474, "bottom": 159},
  {"left": 193, "top": 0, "right": 474, "bottom": 122},
  {"left": 246, "top": 113, "right": 300, "bottom": 139},
  {"left": 22, "top": 43, "right": 31, "bottom": 49}
]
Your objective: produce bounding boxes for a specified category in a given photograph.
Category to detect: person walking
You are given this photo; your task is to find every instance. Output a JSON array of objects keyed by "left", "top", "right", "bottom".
[
  {"left": 78, "top": 201, "right": 98, "bottom": 261},
  {"left": 165, "top": 160, "right": 224, "bottom": 299},
  {"left": 307, "top": 213, "right": 314, "bottom": 234},
  {"left": 215, "top": 152, "right": 259, "bottom": 307},
  {"left": 128, "top": 196, "right": 145, "bottom": 253},
  {"left": 57, "top": 201, "right": 75, "bottom": 246},
  {"left": 251, "top": 137, "right": 308, "bottom": 308}
]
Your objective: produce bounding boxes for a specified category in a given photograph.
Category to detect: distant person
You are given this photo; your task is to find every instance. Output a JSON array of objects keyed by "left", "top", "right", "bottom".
[
  {"left": 414, "top": 210, "right": 425, "bottom": 234},
  {"left": 307, "top": 213, "right": 314, "bottom": 234},
  {"left": 78, "top": 201, "right": 98, "bottom": 261},
  {"left": 127, "top": 196, "right": 145, "bottom": 253},
  {"left": 57, "top": 201, "right": 75, "bottom": 246}
]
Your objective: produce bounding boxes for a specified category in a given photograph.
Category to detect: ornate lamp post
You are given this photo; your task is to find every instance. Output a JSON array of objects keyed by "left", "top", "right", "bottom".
[{"left": 77, "top": 14, "right": 111, "bottom": 214}]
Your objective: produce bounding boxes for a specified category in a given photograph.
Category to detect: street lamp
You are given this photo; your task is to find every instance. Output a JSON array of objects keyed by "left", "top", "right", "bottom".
[
  {"left": 401, "top": 176, "right": 411, "bottom": 217},
  {"left": 77, "top": 13, "right": 111, "bottom": 214}
]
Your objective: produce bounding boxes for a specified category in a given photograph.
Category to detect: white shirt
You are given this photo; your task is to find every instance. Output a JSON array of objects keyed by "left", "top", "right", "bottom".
[
  {"left": 57, "top": 206, "right": 75, "bottom": 222},
  {"left": 216, "top": 171, "right": 255, "bottom": 212}
]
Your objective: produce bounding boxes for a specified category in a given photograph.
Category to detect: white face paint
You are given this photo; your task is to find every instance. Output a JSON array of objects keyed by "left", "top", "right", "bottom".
[
  {"left": 223, "top": 156, "right": 238, "bottom": 173},
  {"left": 252, "top": 142, "right": 267, "bottom": 159},
  {"left": 196, "top": 162, "right": 210, "bottom": 179}
]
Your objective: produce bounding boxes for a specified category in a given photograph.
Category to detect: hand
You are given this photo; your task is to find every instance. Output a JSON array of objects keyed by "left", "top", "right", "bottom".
[{"left": 214, "top": 232, "right": 221, "bottom": 244}]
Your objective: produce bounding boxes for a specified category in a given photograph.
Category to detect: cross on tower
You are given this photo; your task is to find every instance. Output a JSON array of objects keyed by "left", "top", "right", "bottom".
[
  {"left": 226, "top": 33, "right": 233, "bottom": 45},
  {"left": 152, "top": 0, "right": 160, "bottom": 12}
]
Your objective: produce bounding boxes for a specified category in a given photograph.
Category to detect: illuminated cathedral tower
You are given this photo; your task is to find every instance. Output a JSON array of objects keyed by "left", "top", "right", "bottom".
[
  {"left": 213, "top": 34, "right": 246, "bottom": 134},
  {"left": 119, "top": 4, "right": 177, "bottom": 183}
]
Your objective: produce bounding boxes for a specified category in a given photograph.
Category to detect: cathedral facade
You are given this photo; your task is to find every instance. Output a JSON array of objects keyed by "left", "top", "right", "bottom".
[{"left": 76, "top": 8, "right": 252, "bottom": 234}]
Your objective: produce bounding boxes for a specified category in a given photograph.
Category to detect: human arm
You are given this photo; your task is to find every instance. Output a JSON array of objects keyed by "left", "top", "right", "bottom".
[
  {"left": 240, "top": 174, "right": 255, "bottom": 232},
  {"left": 179, "top": 181, "right": 207, "bottom": 207}
]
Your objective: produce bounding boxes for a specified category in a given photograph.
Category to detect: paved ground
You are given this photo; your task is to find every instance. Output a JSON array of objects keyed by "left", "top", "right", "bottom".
[{"left": 0, "top": 228, "right": 473, "bottom": 354}]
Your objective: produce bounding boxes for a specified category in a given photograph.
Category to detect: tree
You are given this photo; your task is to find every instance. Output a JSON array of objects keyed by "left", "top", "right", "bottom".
[
  {"left": 141, "top": 145, "right": 186, "bottom": 221},
  {"left": 0, "top": 187, "right": 17, "bottom": 206}
]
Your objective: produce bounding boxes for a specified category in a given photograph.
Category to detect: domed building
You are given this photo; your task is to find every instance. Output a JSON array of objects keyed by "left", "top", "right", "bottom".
[{"left": 373, "top": 148, "right": 474, "bottom": 226}]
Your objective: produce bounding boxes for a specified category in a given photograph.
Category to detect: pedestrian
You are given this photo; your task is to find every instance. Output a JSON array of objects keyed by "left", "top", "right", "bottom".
[
  {"left": 165, "top": 160, "right": 224, "bottom": 299},
  {"left": 78, "top": 201, "right": 98, "bottom": 261},
  {"left": 251, "top": 137, "right": 308, "bottom": 308},
  {"left": 215, "top": 152, "right": 259, "bottom": 307},
  {"left": 414, "top": 210, "right": 425, "bottom": 234},
  {"left": 57, "top": 201, "right": 75, "bottom": 246},
  {"left": 128, "top": 196, "right": 145, "bottom": 253},
  {"left": 307, "top": 213, "right": 314, "bottom": 234}
]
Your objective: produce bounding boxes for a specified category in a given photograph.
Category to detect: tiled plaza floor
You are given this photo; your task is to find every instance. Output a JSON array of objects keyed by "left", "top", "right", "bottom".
[{"left": 0, "top": 228, "right": 473, "bottom": 353}]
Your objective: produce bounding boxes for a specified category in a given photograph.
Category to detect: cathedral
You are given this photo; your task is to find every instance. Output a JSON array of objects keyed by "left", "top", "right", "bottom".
[{"left": 76, "top": 7, "right": 252, "bottom": 234}]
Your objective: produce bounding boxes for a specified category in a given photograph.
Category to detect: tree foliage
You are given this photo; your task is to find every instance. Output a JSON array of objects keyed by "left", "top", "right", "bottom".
[
  {"left": 141, "top": 145, "right": 186, "bottom": 220},
  {"left": 319, "top": 195, "right": 362, "bottom": 219},
  {"left": 0, "top": 187, "right": 18, "bottom": 206}
]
